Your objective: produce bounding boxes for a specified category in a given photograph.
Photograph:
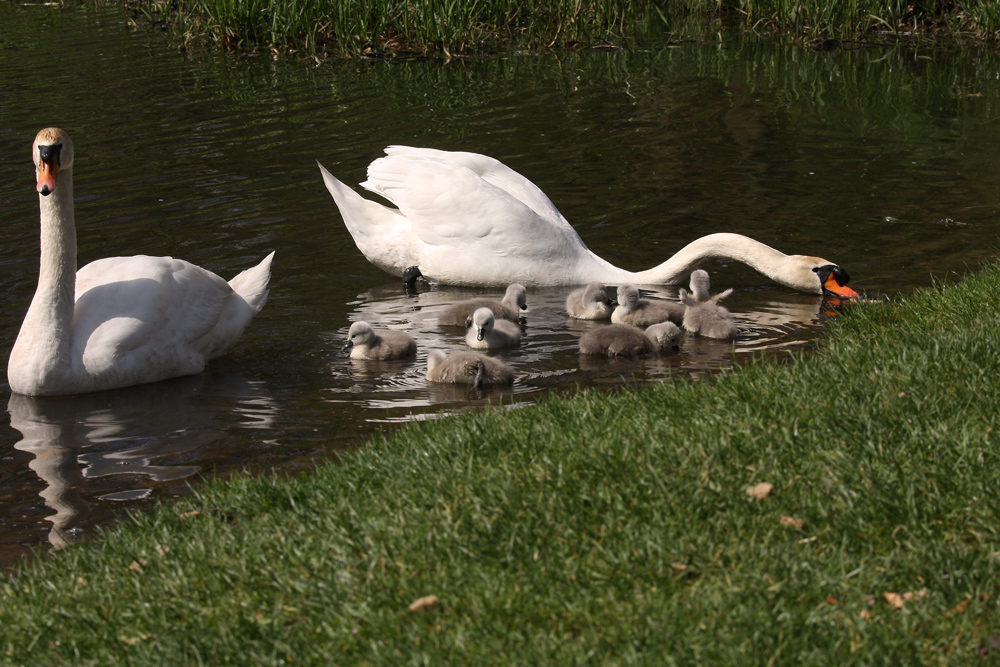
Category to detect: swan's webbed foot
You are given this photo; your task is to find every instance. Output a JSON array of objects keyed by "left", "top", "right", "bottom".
[{"left": 402, "top": 266, "right": 423, "bottom": 293}]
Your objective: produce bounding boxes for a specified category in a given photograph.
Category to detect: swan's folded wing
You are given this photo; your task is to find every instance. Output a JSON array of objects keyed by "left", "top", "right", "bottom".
[
  {"left": 380, "top": 146, "right": 572, "bottom": 231},
  {"left": 363, "top": 155, "right": 583, "bottom": 260},
  {"left": 74, "top": 256, "right": 234, "bottom": 354}
]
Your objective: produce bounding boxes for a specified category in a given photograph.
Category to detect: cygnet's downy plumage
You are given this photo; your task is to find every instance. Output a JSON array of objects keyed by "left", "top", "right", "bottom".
[
  {"left": 565, "top": 282, "right": 614, "bottom": 320},
  {"left": 342, "top": 321, "right": 417, "bottom": 360},
  {"left": 426, "top": 349, "right": 515, "bottom": 387},
  {"left": 679, "top": 270, "right": 738, "bottom": 340},
  {"left": 611, "top": 284, "right": 685, "bottom": 328},
  {"left": 438, "top": 283, "right": 527, "bottom": 327},
  {"left": 579, "top": 322, "right": 682, "bottom": 357},
  {"left": 466, "top": 307, "right": 521, "bottom": 350}
]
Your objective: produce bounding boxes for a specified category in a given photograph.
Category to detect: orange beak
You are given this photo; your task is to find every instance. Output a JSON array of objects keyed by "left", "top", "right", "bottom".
[
  {"left": 824, "top": 273, "right": 859, "bottom": 299},
  {"left": 36, "top": 159, "right": 58, "bottom": 196}
]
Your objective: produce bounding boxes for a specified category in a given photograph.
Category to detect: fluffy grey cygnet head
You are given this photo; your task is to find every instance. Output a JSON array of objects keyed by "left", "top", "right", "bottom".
[
  {"left": 504, "top": 283, "right": 528, "bottom": 311},
  {"left": 566, "top": 282, "right": 613, "bottom": 320},
  {"left": 679, "top": 270, "right": 738, "bottom": 340},
  {"left": 342, "top": 320, "right": 417, "bottom": 360},
  {"left": 466, "top": 307, "right": 521, "bottom": 349},
  {"left": 687, "top": 269, "right": 713, "bottom": 302},
  {"left": 472, "top": 307, "right": 495, "bottom": 341},
  {"left": 343, "top": 321, "right": 376, "bottom": 350},
  {"left": 644, "top": 321, "right": 683, "bottom": 351},
  {"left": 616, "top": 284, "right": 641, "bottom": 310}
]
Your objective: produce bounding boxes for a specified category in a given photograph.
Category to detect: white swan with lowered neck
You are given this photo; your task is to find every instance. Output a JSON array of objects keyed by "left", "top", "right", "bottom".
[
  {"left": 318, "top": 146, "right": 859, "bottom": 297},
  {"left": 8, "top": 128, "right": 274, "bottom": 397}
]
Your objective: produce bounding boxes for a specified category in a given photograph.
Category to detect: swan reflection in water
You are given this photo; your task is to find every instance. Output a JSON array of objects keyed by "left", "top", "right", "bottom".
[{"left": 8, "top": 362, "right": 276, "bottom": 551}]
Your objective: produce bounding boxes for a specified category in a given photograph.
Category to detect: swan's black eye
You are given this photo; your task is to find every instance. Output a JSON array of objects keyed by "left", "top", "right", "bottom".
[{"left": 38, "top": 143, "right": 62, "bottom": 166}]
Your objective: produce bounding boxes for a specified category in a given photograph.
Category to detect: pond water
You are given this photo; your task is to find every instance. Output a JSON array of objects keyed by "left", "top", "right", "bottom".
[{"left": 1, "top": 4, "right": 999, "bottom": 569}]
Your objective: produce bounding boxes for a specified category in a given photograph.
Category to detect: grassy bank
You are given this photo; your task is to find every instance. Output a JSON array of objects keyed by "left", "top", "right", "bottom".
[
  {"left": 121, "top": 0, "right": 671, "bottom": 57},
  {"left": 117, "top": 0, "right": 1000, "bottom": 58},
  {"left": 2, "top": 260, "right": 1000, "bottom": 663}
]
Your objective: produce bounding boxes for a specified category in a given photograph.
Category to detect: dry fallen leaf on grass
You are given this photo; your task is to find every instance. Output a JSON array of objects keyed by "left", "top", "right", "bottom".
[
  {"left": 780, "top": 516, "right": 804, "bottom": 529},
  {"left": 746, "top": 482, "right": 773, "bottom": 499},
  {"left": 408, "top": 595, "right": 439, "bottom": 612},
  {"left": 949, "top": 598, "right": 970, "bottom": 615},
  {"left": 119, "top": 633, "right": 150, "bottom": 646},
  {"left": 884, "top": 590, "right": 926, "bottom": 609},
  {"left": 671, "top": 562, "right": 688, "bottom": 571},
  {"left": 884, "top": 592, "right": 905, "bottom": 609}
]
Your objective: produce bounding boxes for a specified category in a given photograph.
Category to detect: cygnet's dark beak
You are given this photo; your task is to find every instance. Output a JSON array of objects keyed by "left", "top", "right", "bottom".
[
  {"left": 477, "top": 328, "right": 486, "bottom": 341},
  {"left": 341, "top": 340, "right": 354, "bottom": 353}
]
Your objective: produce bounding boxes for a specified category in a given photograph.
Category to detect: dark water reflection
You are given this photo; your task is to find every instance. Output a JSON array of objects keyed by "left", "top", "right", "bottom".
[
  {"left": 1, "top": 4, "right": 999, "bottom": 568},
  {"left": 5, "top": 363, "right": 277, "bottom": 550}
]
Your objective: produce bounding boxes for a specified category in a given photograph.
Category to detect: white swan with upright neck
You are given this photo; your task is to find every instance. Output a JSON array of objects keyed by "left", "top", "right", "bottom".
[
  {"left": 7, "top": 128, "right": 274, "bottom": 397},
  {"left": 319, "top": 146, "right": 859, "bottom": 297}
]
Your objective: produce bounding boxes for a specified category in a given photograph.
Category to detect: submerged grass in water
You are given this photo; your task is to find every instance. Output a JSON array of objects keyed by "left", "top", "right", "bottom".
[{"left": 3, "top": 260, "right": 1000, "bottom": 662}]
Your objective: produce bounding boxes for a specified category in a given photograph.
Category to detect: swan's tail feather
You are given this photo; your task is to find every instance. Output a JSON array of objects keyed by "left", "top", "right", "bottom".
[
  {"left": 318, "top": 161, "right": 418, "bottom": 276},
  {"left": 319, "top": 161, "right": 398, "bottom": 229},
  {"left": 229, "top": 251, "right": 274, "bottom": 314}
]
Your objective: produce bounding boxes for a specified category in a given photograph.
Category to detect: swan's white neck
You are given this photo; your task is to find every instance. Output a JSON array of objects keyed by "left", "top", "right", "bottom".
[
  {"left": 9, "top": 171, "right": 77, "bottom": 392},
  {"left": 606, "top": 233, "right": 812, "bottom": 291},
  {"left": 36, "top": 172, "right": 77, "bottom": 305}
]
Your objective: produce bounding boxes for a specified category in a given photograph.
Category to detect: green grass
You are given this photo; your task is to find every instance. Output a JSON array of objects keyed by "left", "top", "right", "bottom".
[
  {"left": 3, "top": 262, "right": 1000, "bottom": 664},
  {"left": 719, "top": 0, "right": 1000, "bottom": 41},
  {"left": 115, "top": 0, "right": 1000, "bottom": 58},
  {"left": 121, "top": 0, "right": 670, "bottom": 57}
]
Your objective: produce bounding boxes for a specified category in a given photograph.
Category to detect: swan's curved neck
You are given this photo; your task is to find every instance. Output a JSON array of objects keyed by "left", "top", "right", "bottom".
[
  {"left": 11, "top": 172, "right": 77, "bottom": 384},
  {"left": 627, "top": 233, "right": 791, "bottom": 285}
]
